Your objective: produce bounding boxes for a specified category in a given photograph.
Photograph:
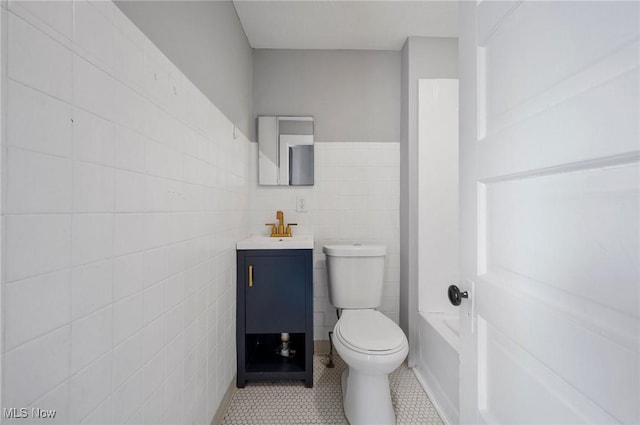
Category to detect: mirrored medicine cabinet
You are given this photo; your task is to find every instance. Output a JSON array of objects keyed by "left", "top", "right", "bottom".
[{"left": 258, "top": 116, "right": 314, "bottom": 186}]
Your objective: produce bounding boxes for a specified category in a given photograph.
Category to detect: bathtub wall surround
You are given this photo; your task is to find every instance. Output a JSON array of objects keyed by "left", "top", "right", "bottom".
[
  {"left": 249, "top": 142, "right": 401, "bottom": 340},
  {"left": 398, "top": 43, "right": 459, "bottom": 425},
  {"left": 400, "top": 36, "right": 458, "bottom": 362},
  {"left": 1, "top": 2, "right": 252, "bottom": 424},
  {"left": 412, "top": 78, "right": 460, "bottom": 425},
  {"left": 417, "top": 79, "right": 459, "bottom": 319}
]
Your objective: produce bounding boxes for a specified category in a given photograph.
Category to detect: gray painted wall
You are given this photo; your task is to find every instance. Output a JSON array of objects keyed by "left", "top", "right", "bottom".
[
  {"left": 115, "top": 1, "right": 255, "bottom": 139},
  {"left": 253, "top": 49, "right": 401, "bottom": 143},
  {"left": 400, "top": 41, "right": 410, "bottom": 338},
  {"left": 399, "top": 37, "right": 458, "bottom": 351}
]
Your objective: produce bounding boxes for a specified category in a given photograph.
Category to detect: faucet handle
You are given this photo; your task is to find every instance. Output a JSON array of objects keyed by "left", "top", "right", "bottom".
[
  {"left": 285, "top": 223, "right": 298, "bottom": 236},
  {"left": 265, "top": 223, "right": 277, "bottom": 235}
]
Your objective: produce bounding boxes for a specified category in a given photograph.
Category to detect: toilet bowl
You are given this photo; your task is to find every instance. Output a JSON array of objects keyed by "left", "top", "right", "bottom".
[
  {"left": 323, "top": 244, "right": 408, "bottom": 425},
  {"left": 332, "top": 309, "right": 408, "bottom": 425}
]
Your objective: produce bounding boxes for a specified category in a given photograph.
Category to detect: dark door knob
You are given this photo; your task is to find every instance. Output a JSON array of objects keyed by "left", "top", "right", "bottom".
[{"left": 448, "top": 285, "right": 468, "bottom": 306}]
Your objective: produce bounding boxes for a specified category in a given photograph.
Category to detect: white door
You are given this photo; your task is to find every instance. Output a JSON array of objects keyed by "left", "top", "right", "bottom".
[{"left": 458, "top": 2, "right": 639, "bottom": 424}]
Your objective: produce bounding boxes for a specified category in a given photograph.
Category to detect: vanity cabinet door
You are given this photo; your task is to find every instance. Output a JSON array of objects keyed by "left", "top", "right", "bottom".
[
  {"left": 237, "top": 248, "right": 313, "bottom": 388},
  {"left": 243, "top": 253, "right": 307, "bottom": 333}
]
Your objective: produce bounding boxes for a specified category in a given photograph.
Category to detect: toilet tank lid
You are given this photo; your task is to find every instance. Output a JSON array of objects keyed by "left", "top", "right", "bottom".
[{"left": 323, "top": 244, "right": 387, "bottom": 257}]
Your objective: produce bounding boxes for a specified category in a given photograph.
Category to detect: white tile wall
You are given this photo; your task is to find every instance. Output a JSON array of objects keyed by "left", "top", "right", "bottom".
[
  {"left": 72, "top": 162, "right": 115, "bottom": 213},
  {"left": 70, "top": 307, "right": 112, "bottom": 374},
  {"left": 71, "top": 260, "right": 113, "bottom": 320},
  {"left": 4, "top": 271, "right": 70, "bottom": 351},
  {"left": 3, "top": 326, "right": 71, "bottom": 408},
  {"left": 72, "top": 108, "right": 115, "bottom": 167},
  {"left": 6, "top": 147, "right": 73, "bottom": 214},
  {"left": 7, "top": 80, "right": 73, "bottom": 157},
  {"left": 5, "top": 214, "right": 72, "bottom": 282},
  {"left": 250, "top": 142, "right": 401, "bottom": 340},
  {"left": 8, "top": 12, "right": 72, "bottom": 102},
  {"left": 2, "top": 3, "right": 251, "bottom": 425},
  {"left": 6, "top": 1, "right": 73, "bottom": 46}
]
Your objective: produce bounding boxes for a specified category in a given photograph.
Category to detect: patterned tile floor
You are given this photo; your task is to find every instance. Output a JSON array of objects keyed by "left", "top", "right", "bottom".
[{"left": 222, "top": 354, "right": 443, "bottom": 425}]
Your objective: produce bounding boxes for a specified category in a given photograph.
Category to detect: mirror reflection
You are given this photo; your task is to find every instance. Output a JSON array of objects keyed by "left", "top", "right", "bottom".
[{"left": 258, "top": 116, "right": 314, "bottom": 186}]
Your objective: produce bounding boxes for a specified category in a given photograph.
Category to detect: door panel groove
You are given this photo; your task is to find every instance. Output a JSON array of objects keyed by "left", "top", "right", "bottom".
[
  {"left": 479, "top": 269, "right": 638, "bottom": 352},
  {"left": 485, "top": 41, "right": 639, "bottom": 137},
  {"left": 483, "top": 163, "right": 639, "bottom": 319},
  {"left": 477, "top": 1, "right": 524, "bottom": 46},
  {"left": 483, "top": 2, "right": 639, "bottom": 117},
  {"left": 476, "top": 294, "right": 638, "bottom": 424},
  {"left": 479, "top": 317, "right": 622, "bottom": 424},
  {"left": 478, "top": 151, "right": 640, "bottom": 184},
  {"left": 478, "top": 66, "right": 638, "bottom": 179}
]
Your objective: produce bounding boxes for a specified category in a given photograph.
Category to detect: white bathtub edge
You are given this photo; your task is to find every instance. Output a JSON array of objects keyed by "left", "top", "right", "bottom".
[
  {"left": 419, "top": 311, "right": 460, "bottom": 353},
  {"left": 412, "top": 367, "right": 457, "bottom": 425},
  {"left": 414, "top": 311, "right": 460, "bottom": 424}
]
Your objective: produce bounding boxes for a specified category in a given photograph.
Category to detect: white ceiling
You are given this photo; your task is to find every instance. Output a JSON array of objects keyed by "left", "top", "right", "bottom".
[{"left": 233, "top": 1, "right": 458, "bottom": 51}]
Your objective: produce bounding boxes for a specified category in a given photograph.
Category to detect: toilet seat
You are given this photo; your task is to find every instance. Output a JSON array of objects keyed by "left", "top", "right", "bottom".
[{"left": 335, "top": 310, "right": 406, "bottom": 355}]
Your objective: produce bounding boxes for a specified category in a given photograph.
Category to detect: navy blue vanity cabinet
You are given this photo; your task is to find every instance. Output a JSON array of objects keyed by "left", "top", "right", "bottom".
[{"left": 236, "top": 249, "right": 313, "bottom": 388}]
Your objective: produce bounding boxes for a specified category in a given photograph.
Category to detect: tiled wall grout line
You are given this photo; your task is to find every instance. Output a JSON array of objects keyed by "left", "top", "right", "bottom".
[
  {"left": 2, "top": 242, "right": 217, "bottom": 288},
  {"left": 1, "top": 320, "right": 70, "bottom": 357}
]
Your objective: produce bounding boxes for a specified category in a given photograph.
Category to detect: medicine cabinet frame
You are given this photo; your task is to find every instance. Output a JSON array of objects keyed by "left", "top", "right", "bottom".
[{"left": 258, "top": 116, "right": 314, "bottom": 186}]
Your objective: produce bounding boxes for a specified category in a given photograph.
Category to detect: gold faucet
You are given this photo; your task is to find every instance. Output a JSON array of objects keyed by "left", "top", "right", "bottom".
[
  {"left": 277, "top": 210, "right": 285, "bottom": 234},
  {"left": 266, "top": 210, "right": 297, "bottom": 237}
]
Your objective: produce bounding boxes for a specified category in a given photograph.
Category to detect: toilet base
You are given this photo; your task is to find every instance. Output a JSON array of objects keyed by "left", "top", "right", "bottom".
[{"left": 341, "top": 367, "right": 396, "bottom": 425}]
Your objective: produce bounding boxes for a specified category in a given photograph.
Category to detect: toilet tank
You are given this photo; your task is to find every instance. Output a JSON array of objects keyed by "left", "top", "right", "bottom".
[{"left": 323, "top": 244, "right": 387, "bottom": 309}]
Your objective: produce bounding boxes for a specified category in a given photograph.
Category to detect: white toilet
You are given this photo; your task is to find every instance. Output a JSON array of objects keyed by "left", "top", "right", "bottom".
[{"left": 323, "top": 244, "right": 408, "bottom": 425}]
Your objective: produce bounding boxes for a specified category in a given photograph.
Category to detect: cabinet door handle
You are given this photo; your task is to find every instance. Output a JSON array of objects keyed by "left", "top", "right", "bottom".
[{"left": 248, "top": 265, "right": 254, "bottom": 287}]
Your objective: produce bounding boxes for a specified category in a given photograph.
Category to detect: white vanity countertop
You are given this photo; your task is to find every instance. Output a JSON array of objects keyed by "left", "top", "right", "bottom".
[{"left": 236, "top": 235, "right": 314, "bottom": 250}]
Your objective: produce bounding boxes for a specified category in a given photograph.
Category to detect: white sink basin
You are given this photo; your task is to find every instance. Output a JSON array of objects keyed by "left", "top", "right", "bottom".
[{"left": 236, "top": 235, "right": 314, "bottom": 250}]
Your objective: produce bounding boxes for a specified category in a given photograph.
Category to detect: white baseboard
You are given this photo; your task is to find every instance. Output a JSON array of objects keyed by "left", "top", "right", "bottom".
[{"left": 210, "top": 375, "right": 237, "bottom": 425}]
